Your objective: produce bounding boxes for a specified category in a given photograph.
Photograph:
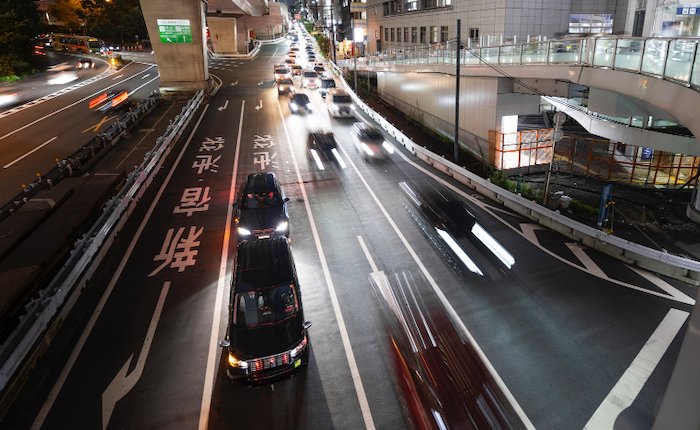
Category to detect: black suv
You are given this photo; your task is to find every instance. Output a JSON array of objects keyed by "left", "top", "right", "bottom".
[
  {"left": 221, "top": 238, "right": 311, "bottom": 382},
  {"left": 234, "top": 173, "right": 289, "bottom": 240}
]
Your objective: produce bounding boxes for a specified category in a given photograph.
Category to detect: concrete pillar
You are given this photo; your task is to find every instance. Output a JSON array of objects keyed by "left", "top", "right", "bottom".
[
  {"left": 139, "top": 0, "right": 208, "bottom": 92},
  {"left": 208, "top": 17, "right": 238, "bottom": 55},
  {"left": 687, "top": 188, "right": 700, "bottom": 224}
]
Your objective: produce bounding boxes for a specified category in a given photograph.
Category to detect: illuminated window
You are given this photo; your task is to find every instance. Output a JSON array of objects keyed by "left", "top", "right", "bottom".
[
  {"left": 420, "top": 26, "right": 426, "bottom": 43},
  {"left": 440, "top": 26, "right": 448, "bottom": 42},
  {"left": 568, "top": 13, "right": 614, "bottom": 34},
  {"left": 411, "top": 27, "right": 417, "bottom": 43},
  {"left": 430, "top": 26, "right": 438, "bottom": 43}
]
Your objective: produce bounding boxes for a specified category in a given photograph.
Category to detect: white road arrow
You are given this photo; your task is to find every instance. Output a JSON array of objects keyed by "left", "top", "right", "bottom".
[
  {"left": 255, "top": 99, "right": 263, "bottom": 110},
  {"left": 519, "top": 223, "right": 546, "bottom": 246},
  {"left": 101, "top": 281, "right": 170, "bottom": 430},
  {"left": 218, "top": 99, "right": 229, "bottom": 111},
  {"left": 230, "top": 79, "right": 239, "bottom": 86}
]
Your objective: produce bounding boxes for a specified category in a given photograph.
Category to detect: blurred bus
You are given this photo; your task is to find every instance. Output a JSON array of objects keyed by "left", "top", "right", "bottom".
[{"left": 50, "top": 34, "right": 105, "bottom": 54}]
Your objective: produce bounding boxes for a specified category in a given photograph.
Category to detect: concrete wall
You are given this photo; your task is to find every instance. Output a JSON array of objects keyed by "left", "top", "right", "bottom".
[
  {"left": 208, "top": 17, "right": 238, "bottom": 55},
  {"left": 140, "top": 0, "right": 208, "bottom": 91},
  {"left": 236, "top": 1, "right": 289, "bottom": 51}
]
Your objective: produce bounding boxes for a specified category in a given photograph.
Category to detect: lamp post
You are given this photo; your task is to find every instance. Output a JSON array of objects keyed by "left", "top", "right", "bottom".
[{"left": 454, "top": 19, "right": 461, "bottom": 163}]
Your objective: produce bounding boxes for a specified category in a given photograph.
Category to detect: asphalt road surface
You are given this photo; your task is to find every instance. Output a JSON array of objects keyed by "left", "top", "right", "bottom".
[
  {"left": 6, "top": 42, "right": 695, "bottom": 430},
  {"left": 0, "top": 52, "right": 159, "bottom": 203}
]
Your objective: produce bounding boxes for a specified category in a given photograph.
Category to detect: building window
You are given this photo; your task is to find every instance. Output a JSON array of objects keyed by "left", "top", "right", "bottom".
[
  {"left": 352, "top": 11, "right": 367, "bottom": 20},
  {"left": 383, "top": 2, "right": 389, "bottom": 16},
  {"left": 404, "top": 27, "right": 410, "bottom": 43},
  {"left": 384, "top": 27, "right": 388, "bottom": 41},
  {"left": 420, "top": 26, "right": 426, "bottom": 43},
  {"left": 390, "top": 27, "right": 395, "bottom": 42},
  {"left": 411, "top": 27, "right": 417, "bottom": 43},
  {"left": 380, "top": 26, "right": 384, "bottom": 41},
  {"left": 430, "top": 26, "right": 438, "bottom": 43},
  {"left": 406, "top": 0, "right": 417, "bottom": 11},
  {"left": 568, "top": 13, "right": 614, "bottom": 34},
  {"left": 469, "top": 27, "right": 479, "bottom": 41},
  {"left": 440, "top": 26, "right": 448, "bottom": 42},
  {"left": 397, "top": 27, "right": 402, "bottom": 42}
]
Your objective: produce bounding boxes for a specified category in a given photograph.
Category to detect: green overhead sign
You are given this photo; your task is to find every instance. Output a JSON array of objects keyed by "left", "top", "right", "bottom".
[{"left": 157, "top": 19, "right": 192, "bottom": 43}]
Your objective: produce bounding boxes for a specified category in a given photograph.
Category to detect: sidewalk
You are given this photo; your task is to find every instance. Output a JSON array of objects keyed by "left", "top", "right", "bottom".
[{"left": 359, "top": 92, "right": 700, "bottom": 262}]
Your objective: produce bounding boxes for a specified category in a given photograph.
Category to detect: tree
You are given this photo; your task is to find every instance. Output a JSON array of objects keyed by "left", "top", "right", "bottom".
[
  {"left": 0, "top": 0, "right": 44, "bottom": 76},
  {"left": 49, "top": 0, "right": 85, "bottom": 33}
]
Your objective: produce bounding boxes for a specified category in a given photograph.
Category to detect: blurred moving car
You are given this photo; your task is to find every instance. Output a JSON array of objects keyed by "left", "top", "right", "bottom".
[
  {"left": 351, "top": 122, "right": 392, "bottom": 160},
  {"left": 290, "top": 64, "right": 303, "bottom": 76},
  {"left": 88, "top": 90, "right": 129, "bottom": 112},
  {"left": 276, "top": 78, "right": 294, "bottom": 95},
  {"left": 76, "top": 58, "right": 95, "bottom": 69},
  {"left": 0, "top": 88, "right": 19, "bottom": 108},
  {"left": 371, "top": 270, "right": 526, "bottom": 429},
  {"left": 284, "top": 58, "right": 296, "bottom": 66},
  {"left": 399, "top": 180, "right": 514, "bottom": 278},
  {"left": 288, "top": 92, "right": 313, "bottom": 114},
  {"left": 274, "top": 65, "right": 292, "bottom": 80},
  {"left": 221, "top": 237, "right": 311, "bottom": 382},
  {"left": 302, "top": 70, "right": 319, "bottom": 89},
  {"left": 319, "top": 78, "right": 336, "bottom": 98},
  {"left": 307, "top": 129, "right": 346, "bottom": 170},
  {"left": 326, "top": 89, "right": 355, "bottom": 118},
  {"left": 233, "top": 172, "right": 290, "bottom": 241}
]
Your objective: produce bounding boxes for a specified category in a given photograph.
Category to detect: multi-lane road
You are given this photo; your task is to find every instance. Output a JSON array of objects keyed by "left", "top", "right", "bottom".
[
  {"left": 0, "top": 52, "right": 159, "bottom": 203},
  {"left": 3, "top": 42, "right": 696, "bottom": 430}
]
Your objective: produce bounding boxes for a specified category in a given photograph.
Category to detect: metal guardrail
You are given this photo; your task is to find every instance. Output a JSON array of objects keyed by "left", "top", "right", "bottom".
[
  {"left": 330, "top": 61, "right": 700, "bottom": 285},
  {"left": 0, "top": 92, "right": 161, "bottom": 223},
  {"left": 0, "top": 90, "right": 205, "bottom": 397}
]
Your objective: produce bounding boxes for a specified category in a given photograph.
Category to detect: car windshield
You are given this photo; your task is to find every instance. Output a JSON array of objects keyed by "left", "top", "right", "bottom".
[
  {"left": 275, "top": 68, "right": 289, "bottom": 74},
  {"left": 303, "top": 72, "right": 317, "bottom": 78},
  {"left": 332, "top": 95, "right": 352, "bottom": 104},
  {"left": 233, "top": 284, "right": 299, "bottom": 328},
  {"left": 241, "top": 191, "right": 282, "bottom": 209},
  {"left": 278, "top": 78, "right": 293, "bottom": 84},
  {"left": 321, "top": 80, "right": 336, "bottom": 88}
]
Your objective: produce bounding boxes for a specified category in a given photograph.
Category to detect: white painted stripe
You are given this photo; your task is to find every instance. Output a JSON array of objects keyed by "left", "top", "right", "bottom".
[
  {"left": 628, "top": 266, "right": 694, "bottom": 304},
  {"left": 277, "top": 99, "right": 376, "bottom": 430},
  {"left": 357, "top": 236, "right": 379, "bottom": 272},
  {"left": 519, "top": 223, "right": 544, "bottom": 246},
  {"left": 584, "top": 308, "right": 688, "bottom": 430},
  {"left": 335, "top": 142, "right": 536, "bottom": 429},
  {"left": 3, "top": 136, "right": 57, "bottom": 169},
  {"left": 565, "top": 242, "right": 607, "bottom": 278},
  {"left": 0, "top": 65, "right": 155, "bottom": 143},
  {"left": 31, "top": 103, "right": 210, "bottom": 430},
  {"left": 198, "top": 100, "right": 244, "bottom": 430}
]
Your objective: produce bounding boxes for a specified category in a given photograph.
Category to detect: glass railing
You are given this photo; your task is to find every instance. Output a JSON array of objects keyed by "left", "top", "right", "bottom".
[{"left": 346, "top": 36, "right": 700, "bottom": 88}]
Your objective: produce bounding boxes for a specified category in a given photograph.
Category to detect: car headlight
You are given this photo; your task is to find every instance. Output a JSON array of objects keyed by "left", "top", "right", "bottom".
[
  {"left": 361, "top": 143, "right": 374, "bottom": 156},
  {"left": 228, "top": 353, "right": 249, "bottom": 369},
  {"left": 276, "top": 221, "right": 289, "bottom": 232},
  {"left": 290, "top": 335, "right": 308, "bottom": 358},
  {"left": 350, "top": 105, "right": 356, "bottom": 110},
  {"left": 306, "top": 104, "right": 313, "bottom": 110},
  {"left": 290, "top": 102, "right": 298, "bottom": 111},
  {"left": 237, "top": 227, "right": 251, "bottom": 236}
]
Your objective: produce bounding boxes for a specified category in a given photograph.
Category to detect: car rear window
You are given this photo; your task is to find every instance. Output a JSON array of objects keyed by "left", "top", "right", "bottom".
[
  {"left": 303, "top": 71, "right": 318, "bottom": 78},
  {"left": 233, "top": 285, "right": 299, "bottom": 328},
  {"left": 275, "top": 68, "right": 289, "bottom": 74},
  {"left": 331, "top": 95, "right": 352, "bottom": 104},
  {"left": 321, "top": 80, "right": 336, "bottom": 88}
]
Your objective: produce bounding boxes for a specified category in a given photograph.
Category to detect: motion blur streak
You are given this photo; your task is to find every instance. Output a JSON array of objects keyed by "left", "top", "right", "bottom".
[
  {"left": 435, "top": 228, "right": 484, "bottom": 276},
  {"left": 331, "top": 148, "right": 347, "bottom": 169},
  {"left": 310, "top": 149, "right": 325, "bottom": 170},
  {"left": 471, "top": 223, "right": 515, "bottom": 269}
]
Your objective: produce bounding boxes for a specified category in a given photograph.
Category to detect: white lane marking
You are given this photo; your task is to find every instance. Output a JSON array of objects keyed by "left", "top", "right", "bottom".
[
  {"left": 129, "top": 74, "right": 160, "bottom": 96},
  {"left": 519, "top": 223, "right": 544, "bottom": 246},
  {"left": 255, "top": 99, "right": 263, "bottom": 110},
  {"left": 628, "top": 266, "right": 694, "bottom": 304},
  {"left": 141, "top": 74, "right": 151, "bottom": 79},
  {"left": 112, "top": 74, "right": 124, "bottom": 80},
  {"left": 584, "top": 308, "right": 688, "bottom": 430},
  {"left": 277, "top": 99, "right": 376, "bottom": 430},
  {"left": 101, "top": 281, "right": 170, "bottom": 430},
  {"left": 386, "top": 141, "right": 696, "bottom": 306},
  {"left": 357, "top": 236, "right": 379, "bottom": 272},
  {"left": 3, "top": 136, "right": 57, "bottom": 169},
  {"left": 335, "top": 143, "right": 536, "bottom": 429},
  {"left": 198, "top": 100, "right": 245, "bottom": 430},
  {"left": 217, "top": 99, "right": 229, "bottom": 112},
  {"left": 0, "top": 65, "right": 155, "bottom": 143},
  {"left": 31, "top": 103, "right": 210, "bottom": 430},
  {"left": 115, "top": 103, "right": 176, "bottom": 169},
  {"left": 565, "top": 243, "right": 607, "bottom": 278}
]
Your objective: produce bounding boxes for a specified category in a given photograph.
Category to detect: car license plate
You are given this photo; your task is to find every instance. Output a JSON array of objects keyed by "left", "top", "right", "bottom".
[
  {"left": 294, "top": 359, "right": 301, "bottom": 369},
  {"left": 258, "top": 235, "right": 270, "bottom": 239}
]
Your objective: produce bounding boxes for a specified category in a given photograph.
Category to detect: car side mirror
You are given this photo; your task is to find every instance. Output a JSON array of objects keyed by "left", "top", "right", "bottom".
[
  {"left": 303, "top": 321, "right": 312, "bottom": 330},
  {"left": 284, "top": 197, "right": 290, "bottom": 202},
  {"left": 219, "top": 339, "right": 230, "bottom": 348}
]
